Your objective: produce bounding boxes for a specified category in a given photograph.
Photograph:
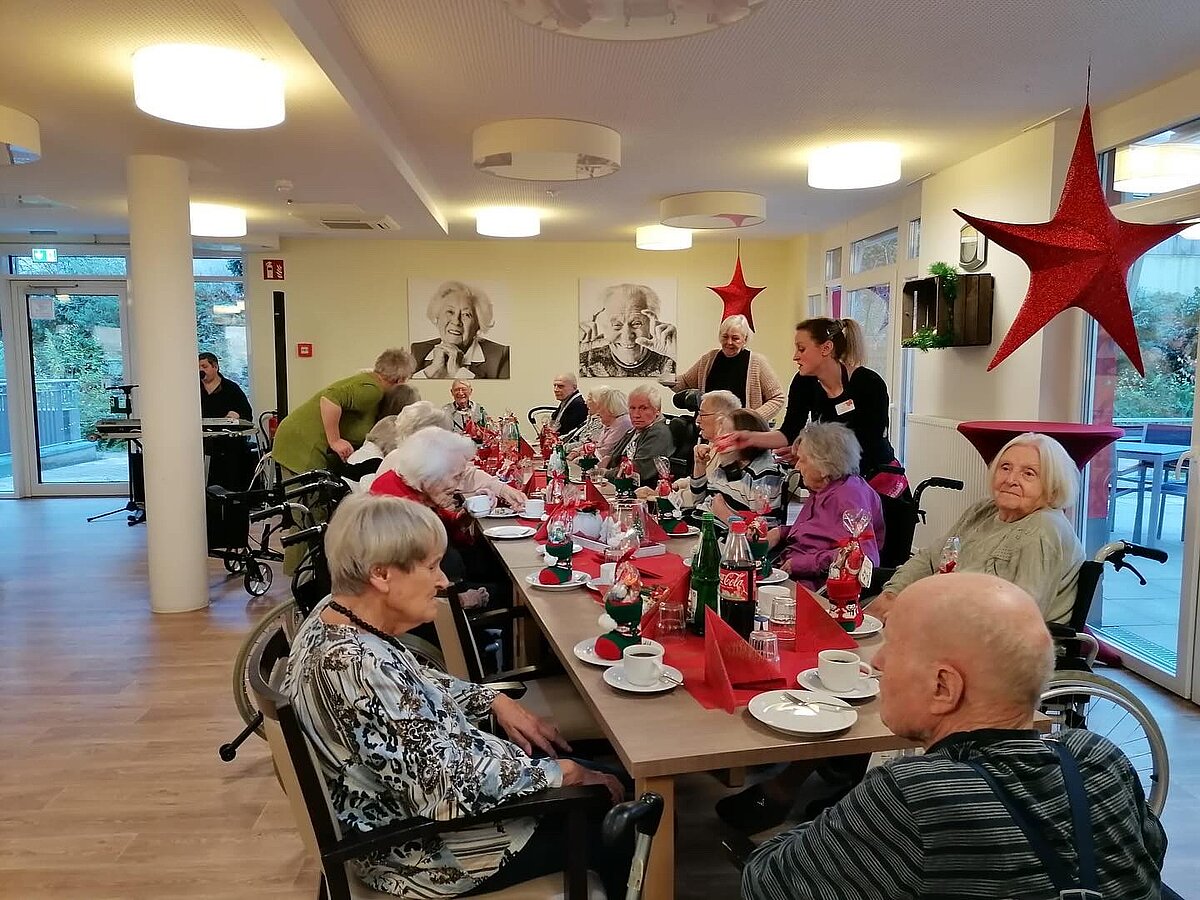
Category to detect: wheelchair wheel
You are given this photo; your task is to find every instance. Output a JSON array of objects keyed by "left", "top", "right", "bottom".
[
  {"left": 223, "top": 556, "right": 246, "bottom": 575},
  {"left": 1040, "top": 670, "right": 1169, "bottom": 815},
  {"left": 399, "top": 633, "right": 446, "bottom": 673},
  {"left": 233, "top": 598, "right": 306, "bottom": 736},
  {"left": 244, "top": 562, "right": 273, "bottom": 597}
]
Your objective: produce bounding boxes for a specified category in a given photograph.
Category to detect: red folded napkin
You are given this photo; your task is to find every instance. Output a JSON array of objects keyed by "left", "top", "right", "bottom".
[
  {"left": 584, "top": 481, "right": 610, "bottom": 513},
  {"left": 518, "top": 437, "right": 535, "bottom": 459},
  {"left": 702, "top": 609, "right": 784, "bottom": 713},
  {"left": 792, "top": 586, "right": 859, "bottom": 658}
]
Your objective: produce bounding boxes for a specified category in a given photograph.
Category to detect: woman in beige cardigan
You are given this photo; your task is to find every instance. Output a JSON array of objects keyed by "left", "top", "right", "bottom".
[{"left": 674, "top": 315, "right": 786, "bottom": 421}]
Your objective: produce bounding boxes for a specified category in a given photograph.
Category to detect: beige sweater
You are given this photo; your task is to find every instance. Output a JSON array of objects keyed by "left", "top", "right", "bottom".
[{"left": 674, "top": 349, "right": 786, "bottom": 421}]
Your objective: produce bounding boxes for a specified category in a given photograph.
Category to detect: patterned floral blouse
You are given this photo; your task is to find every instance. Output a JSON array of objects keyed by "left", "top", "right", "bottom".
[{"left": 283, "top": 598, "right": 563, "bottom": 897}]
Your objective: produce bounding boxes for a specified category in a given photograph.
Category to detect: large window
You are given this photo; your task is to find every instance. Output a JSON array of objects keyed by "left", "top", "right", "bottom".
[
  {"left": 10, "top": 255, "right": 128, "bottom": 277},
  {"left": 850, "top": 228, "right": 898, "bottom": 274},
  {"left": 195, "top": 257, "right": 248, "bottom": 389}
]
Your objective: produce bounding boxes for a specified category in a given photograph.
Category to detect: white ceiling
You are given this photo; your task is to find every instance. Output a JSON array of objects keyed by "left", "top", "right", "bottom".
[{"left": 1, "top": 0, "right": 1199, "bottom": 244}]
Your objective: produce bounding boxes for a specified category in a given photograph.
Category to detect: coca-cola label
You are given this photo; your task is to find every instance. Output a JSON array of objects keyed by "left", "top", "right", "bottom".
[{"left": 718, "top": 567, "right": 753, "bottom": 602}]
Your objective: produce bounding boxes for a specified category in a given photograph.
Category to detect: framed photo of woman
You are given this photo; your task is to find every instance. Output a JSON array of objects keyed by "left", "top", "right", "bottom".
[
  {"left": 409, "top": 279, "right": 511, "bottom": 380},
  {"left": 578, "top": 278, "right": 678, "bottom": 379}
]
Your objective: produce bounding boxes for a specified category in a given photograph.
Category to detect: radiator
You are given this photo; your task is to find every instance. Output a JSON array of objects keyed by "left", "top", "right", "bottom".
[{"left": 902, "top": 415, "right": 990, "bottom": 551}]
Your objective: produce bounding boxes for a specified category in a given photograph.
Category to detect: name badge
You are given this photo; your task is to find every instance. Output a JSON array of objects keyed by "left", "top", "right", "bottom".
[{"left": 835, "top": 399, "right": 856, "bottom": 416}]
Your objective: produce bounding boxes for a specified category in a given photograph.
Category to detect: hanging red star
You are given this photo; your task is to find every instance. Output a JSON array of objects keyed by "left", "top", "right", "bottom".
[
  {"left": 708, "top": 251, "right": 765, "bottom": 330},
  {"left": 955, "top": 104, "right": 1187, "bottom": 376}
]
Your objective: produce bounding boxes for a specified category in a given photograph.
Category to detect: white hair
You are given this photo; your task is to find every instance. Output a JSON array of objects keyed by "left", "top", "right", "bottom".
[
  {"left": 325, "top": 493, "right": 447, "bottom": 595},
  {"left": 700, "top": 390, "right": 741, "bottom": 416},
  {"left": 390, "top": 427, "right": 476, "bottom": 492},
  {"left": 394, "top": 401, "right": 453, "bottom": 444},
  {"left": 719, "top": 315, "right": 753, "bottom": 340},
  {"left": 426, "top": 281, "right": 494, "bottom": 332},
  {"left": 988, "top": 432, "right": 1078, "bottom": 510},
  {"left": 628, "top": 383, "right": 662, "bottom": 411},
  {"left": 555, "top": 372, "right": 578, "bottom": 388},
  {"left": 587, "top": 385, "right": 627, "bottom": 416},
  {"left": 795, "top": 422, "right": 862, "bottom": 481}
]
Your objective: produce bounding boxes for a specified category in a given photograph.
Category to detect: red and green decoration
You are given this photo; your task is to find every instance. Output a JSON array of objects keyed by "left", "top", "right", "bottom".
[
  {"left": 708, "top": 244, "right": 765, "bottom": 330},
  {"left": 955, "top": 104, "right": 1187, "bottom": 376}
]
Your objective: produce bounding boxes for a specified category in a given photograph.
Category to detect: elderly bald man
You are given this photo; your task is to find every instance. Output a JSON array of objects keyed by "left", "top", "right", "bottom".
[{"left": 742, "top": 573, "right": 1166, "bottom": 900}]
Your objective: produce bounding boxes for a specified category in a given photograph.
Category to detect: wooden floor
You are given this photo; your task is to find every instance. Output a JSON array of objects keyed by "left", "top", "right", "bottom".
[{"left": 1, "top": 498, "right": 1197, "bottom": 899}]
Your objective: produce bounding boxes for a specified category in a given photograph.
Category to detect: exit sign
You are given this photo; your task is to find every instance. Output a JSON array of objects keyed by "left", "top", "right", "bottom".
[{"left": 31, "top": 248, "right": 58, "bottom": 263}]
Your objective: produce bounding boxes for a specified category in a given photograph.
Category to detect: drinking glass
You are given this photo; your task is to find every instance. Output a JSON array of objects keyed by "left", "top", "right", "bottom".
[
  {"left": 768, "top": 595, "right": 796, "bottom": 647},
  {"left": 749, "top": 630, "right": 780, "bottom": 665},
  {"left": 657, "top": 600, "right": 687, "bottom": 644}
]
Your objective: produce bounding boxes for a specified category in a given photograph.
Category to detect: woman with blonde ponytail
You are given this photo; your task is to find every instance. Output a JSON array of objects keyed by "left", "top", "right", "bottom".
[{"left": 719, "top": 317, "right": 906, "bottom": 495}]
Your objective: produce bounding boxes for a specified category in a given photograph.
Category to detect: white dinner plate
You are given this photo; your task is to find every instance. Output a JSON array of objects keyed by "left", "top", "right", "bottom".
[
  {"left": 483, "top": 525, "right": 537, "bottom": 540},
  {"left": 485, "top": 508, "right": 518, "bottom": 519},
  {"left": 748, "top": 689, "right": 858, "bottom": 736},
  {"left": 603, "top": 663, "right": 683, "bottom": 693},
  {"left": 524, "top": 571, "right": 590, "bottom": 591},
  {"left": 757, "top": 568, "right": 789, "bottom": 585},
  {"left": 848, "top": 614, "right": 884, "bottom": 638},
  {"left": 796, "top": 667, "right": 880, "bottom": 701},
  {"left": 585, "top": 577, "right": 614, "bottom": 593},
  {"left": 665, "top": 525, "right": 700, "bottom": 538},
  {"left": 573, "top": 637, "right": 665, "bottom": 667}
]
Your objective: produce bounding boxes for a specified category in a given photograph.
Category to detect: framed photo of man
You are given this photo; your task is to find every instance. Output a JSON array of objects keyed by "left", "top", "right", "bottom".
[
  {"left": 578, "top": 278, "right": 678, "bottom": 378},
  {"left": 408, "top": 279, "right": 511, "bottom": 380}
]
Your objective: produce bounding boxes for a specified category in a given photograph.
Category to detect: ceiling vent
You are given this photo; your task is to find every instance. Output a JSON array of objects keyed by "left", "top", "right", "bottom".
[
  {"left": 290, "top": 203, "right": 400, "bottom": 232},
  {"left": 0, "top": 193, "right": 73, "bottom": 209}
]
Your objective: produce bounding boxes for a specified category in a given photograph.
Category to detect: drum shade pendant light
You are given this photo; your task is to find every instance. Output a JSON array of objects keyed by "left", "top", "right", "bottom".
[
  {"left": 808, "top": 142, "right": 902, "bottom": 189},
  {"left": 473, "top": 119, "right": 620, "bottom": 181},
  {"left": 636, "top": 224, "right": 692, "bottom": 250},
  {"left": 0, "top": 105, "right": 41, "bottom": 164},
  {"left": 476, "top": 207, "right": 540, "bottom": 237},
  {"left": 660, "top": 192, "right": 765, "bottom": 229},
  {"left": 1113, "top": 143, "right": 1200, "bottom": 194},
  {"left": 132, "top": 44, "right": 285, "bottom": 129},
  {"left": 190, "top": 202, "right": 247, "bottom": 238},
  {"left": 497, "top": 0, "right": 767, "bottom": 40}
]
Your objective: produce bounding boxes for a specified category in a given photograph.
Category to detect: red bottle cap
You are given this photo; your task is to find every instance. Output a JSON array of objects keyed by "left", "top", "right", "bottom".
[{"left": 730, "top": 520, "right": 747, "bottom": 534}]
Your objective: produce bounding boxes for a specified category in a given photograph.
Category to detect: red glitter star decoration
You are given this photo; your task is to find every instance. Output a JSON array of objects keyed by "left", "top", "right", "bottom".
[
  {"left": 956, "top": 104, "right": 1187, "bottom": 375},
  {"left": 708, "top": 251, "right": 765, "bottom": 330}
]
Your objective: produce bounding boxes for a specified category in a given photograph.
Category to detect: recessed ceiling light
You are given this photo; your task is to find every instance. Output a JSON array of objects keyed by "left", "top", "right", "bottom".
[
  {"left": 190, "top": 203, "right": 247, "bottom": 237},
  {"left": 132, "top": 44, "right": 285, "bottom": 129},
  {"left": 660, "top": 192, "right": 765, "bottom": 229},
  {"left": 473, "top": 119, "right": 620, "bottom": 181},
  {"left": 0, "top": 104, "right": 41, "bottom": 165},
  {"left": 476, "top": 207, "right": 540, "bottom": 238},
  {"left": 808, "top": 142, "right": 902, "bottom": 190},
  {"left": 636, "top": 224, "right": 692, "bottom": 250},
  {"left": 1113, "top": 143, "right": 1200, "bottom": 194}
]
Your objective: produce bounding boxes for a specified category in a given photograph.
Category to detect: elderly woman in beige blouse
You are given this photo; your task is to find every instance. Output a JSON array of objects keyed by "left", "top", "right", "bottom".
[{"left": 673, "top": 315, "right": 785, "bottom": 421}]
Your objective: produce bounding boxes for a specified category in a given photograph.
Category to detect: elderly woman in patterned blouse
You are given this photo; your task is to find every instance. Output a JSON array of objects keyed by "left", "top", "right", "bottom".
[{"left": 284, "top": 493, "right": 628, "bottom": 898}]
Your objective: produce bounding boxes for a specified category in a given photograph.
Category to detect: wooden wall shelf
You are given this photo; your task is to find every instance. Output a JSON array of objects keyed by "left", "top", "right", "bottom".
[{"left": 901, "top": 273, "right": 994, "bottom": 347}]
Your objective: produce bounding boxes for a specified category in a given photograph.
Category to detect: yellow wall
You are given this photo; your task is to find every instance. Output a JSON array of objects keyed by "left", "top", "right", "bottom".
[{"left": 246, "top": 238, "right": 806, "bottom": 426}]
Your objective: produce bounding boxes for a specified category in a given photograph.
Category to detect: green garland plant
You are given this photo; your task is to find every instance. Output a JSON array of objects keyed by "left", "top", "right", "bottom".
[{"left": 901, "top": 325, "right": 952, "bottom": 351}]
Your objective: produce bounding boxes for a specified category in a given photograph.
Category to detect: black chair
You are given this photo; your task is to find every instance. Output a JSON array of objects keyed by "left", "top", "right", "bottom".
[
  {"left": 248, "top": 626, "right": 608, "bottom": 900},
  {"left": 527, "top": 405, "right": 558, "bottom": 428}
]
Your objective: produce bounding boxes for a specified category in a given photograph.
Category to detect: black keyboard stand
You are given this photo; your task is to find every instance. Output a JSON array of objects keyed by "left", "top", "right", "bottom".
[{"left": 88, "top": 385, "right": 145, "bottom": 526}]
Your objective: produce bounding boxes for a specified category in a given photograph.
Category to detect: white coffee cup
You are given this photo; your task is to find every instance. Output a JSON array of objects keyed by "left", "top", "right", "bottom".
[
  {"left": 524, "top": 498, "right": 546, "bottom": 518},
  {"left": 464, "top": 494, "right": 493, "bottom": 516},
  {"left": 817, "top": 649, "right": 874, "bottom": 692},
  {"left": 622, "top": 644, "right": 665, "bottom": 686},
  {"left": 599, "top": 562, "right": 617, "bottom": 583},
  {"left": 756, "top": 585, "right": 790, "bottom": 617}
]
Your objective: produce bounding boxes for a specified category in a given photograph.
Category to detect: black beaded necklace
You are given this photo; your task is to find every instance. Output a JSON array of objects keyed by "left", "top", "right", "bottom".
[{"left": 326, "top": 599, "right": 407, "bottom": 653}]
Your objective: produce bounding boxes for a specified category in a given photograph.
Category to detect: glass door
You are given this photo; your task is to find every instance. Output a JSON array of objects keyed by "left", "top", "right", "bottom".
[
  {"left": 5, "top": 283, "right": 131, "bottom": 496},
  {"left": 1084, "top": 233, "right": 1200, "bottom": 696}
]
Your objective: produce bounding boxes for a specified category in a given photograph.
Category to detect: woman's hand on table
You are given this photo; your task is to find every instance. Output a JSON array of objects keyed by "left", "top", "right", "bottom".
[
  {"left": 559, "top": 760, "right": 625, "bottom": 806},
  {"left": 868, "top": 591, "right": 898, "bottom": 622},
  {"left": 492, "top": 693, "right": 571, "bottom": 758},
  {"left": 495, "top": 485, "right": 527, "bottom": 511},
  {"left": 778, "top": 557, "right": 793, "bottom": 574}
]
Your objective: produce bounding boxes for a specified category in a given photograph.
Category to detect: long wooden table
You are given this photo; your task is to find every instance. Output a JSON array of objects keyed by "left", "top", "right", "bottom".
[{"left": 484, "top": 528, "right": 914, "bottom": 900}]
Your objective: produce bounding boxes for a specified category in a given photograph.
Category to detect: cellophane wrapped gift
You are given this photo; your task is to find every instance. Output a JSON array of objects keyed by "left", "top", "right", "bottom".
[
  {"left": 538, "top": 500, "right": 579, "bottom": 585},
  {"left": 578, "top": 440, "right": 599, "bottom": 478},
  {"left": 651, "top": 456, "right": 688, "bottom": 535},
  {"left": 612, "top": 453, "right": 638, "bottom": 498},
  {"left": 595, "top": 552, "right": 644, "bottom": 660},
  {"left": 825, "top": 509, "right": 873, "bottom": 631}
]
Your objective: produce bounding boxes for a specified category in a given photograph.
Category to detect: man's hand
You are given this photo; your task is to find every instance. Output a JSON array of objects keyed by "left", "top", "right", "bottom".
[
  {"left": 869, "top": 591, "right": 898, "bottom": 622},
  {"left": 559, "top": 760, "right": 625, "bottom": 806},
  {"left": 693, "top": 443, "right": 713, "bottom": 476},
  {"left": 329, "top": 438, "right": 354, "bottom": 462},
  {"left": 637, "top": 310, "right": 677, "bottom": 359},
  {"left": 492, "top": 693, "right": 571, "bottom": 758},
  {"left": 225, "top": 411, "right": 241, "bottom": 421}
]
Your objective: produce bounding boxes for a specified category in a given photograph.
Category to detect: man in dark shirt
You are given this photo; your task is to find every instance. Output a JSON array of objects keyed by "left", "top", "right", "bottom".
[
  {"left": 549, "top": 372, "right": 588, "bottom": 438},
  {"left": 742, "top": 573, "right": 1166, "bottom": 900},
  {"left": 199, "top": 352, "right": 254, "bottom": 489}
]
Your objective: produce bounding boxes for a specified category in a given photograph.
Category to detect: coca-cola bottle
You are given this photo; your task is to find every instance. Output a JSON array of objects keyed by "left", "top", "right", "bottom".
[
  {"left": 718, "top": 516, "right": 757, "bottom": 640},
  {"left": 688, "top": 511, "right": 720, "bottom": 635}
]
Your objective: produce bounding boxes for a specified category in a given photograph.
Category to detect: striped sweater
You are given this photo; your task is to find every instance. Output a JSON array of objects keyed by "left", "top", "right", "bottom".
[{"left": 742, "top": 728, "right": 1165, "bottom": 900}]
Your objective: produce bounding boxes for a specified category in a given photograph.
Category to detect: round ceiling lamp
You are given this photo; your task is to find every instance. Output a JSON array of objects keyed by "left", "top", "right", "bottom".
[
  {"left": 473, "top": 118, "right": 620, "bottom": 181},
  {"left": 1113, "top": 143, "right": 1200, "bottom": 194},
  {"left": 808, "top": 142, "right": 902, "bottom": 190},
  {"left": 0, "top": 105, "right": 41, "bottom": 165},
  {"left": 497, "top": 0, "right": 767, "bottom": 40},
  {"left": 476, "top": 207, "right": 541, "bottom": 238},
  {"left": 190, "top": 202, "right": 247, "bottom": 238},
  {"left": 132, "top": 44, "right": 285, "bottom": 129},
  {"left": 636, "top": 224, "right": 692, "bottom": 250},
  {"left": 660, "top": 191, "right": 764, "bottom": 229}
]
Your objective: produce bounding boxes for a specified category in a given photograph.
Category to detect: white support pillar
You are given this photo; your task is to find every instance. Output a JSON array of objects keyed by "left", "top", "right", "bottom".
[{"left": 126, "top": 154, "right": 208, "bottom": 613}]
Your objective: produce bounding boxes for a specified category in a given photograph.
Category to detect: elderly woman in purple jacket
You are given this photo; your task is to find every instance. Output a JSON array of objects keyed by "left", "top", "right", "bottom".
[{"left": 768, "top": 422, "right": 885, "bottom": 590}]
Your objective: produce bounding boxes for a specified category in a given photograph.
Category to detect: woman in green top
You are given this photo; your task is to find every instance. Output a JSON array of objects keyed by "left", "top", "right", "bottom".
[{"left": 871, "top": 432, "right": 1084, "bottom": 624}]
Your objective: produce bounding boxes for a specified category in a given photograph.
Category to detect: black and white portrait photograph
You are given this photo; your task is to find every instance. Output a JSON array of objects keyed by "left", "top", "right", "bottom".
[
  {"left": 578, "top": 279, "right": 677, "bottom": 378},
  {"left": 409, "top": 279, "right": 511, "bottom": 380}
]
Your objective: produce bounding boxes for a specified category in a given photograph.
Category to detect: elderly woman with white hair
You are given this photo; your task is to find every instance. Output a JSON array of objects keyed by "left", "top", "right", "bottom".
[
  {"left": 412, "top": 280, "right": 510, "bottom": 380},
  {"left": 767, "top": 422, "right": 885, "bottom": 590},
  {"left": 871, "top": 432, "right": 1085, "bottom": 624},
  {"left": 563, "top": 386, "right": 631, "bottom": 466},
  {"left": 598, "top": 384, "right": 674, "bottom": 485},
  {"left": 579, "top": 283, "right": 676, "bottom": 378},
  {"left": 674, "top": 315, "right": 785, "bottom": 420},
  {"left": 283, "top": 494, "right": 629, "bottom": 899}
]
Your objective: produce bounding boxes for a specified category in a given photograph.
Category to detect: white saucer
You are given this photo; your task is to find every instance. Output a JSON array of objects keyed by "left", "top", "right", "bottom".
[
  {"left": 758, "top": 568, "right": 789, "bottom": 585},
  {"left": 484, "top": 525, "right": 537, "bottom": 540},
  {"left": 848, "top": 614, "right": 883, "bottom": 638},
  {"left": 665, "top": 525, "right": 700, "bottom": 538},
  {"left": 524, "top": 571, "right": 590, "bottom": 591},
  {"left": 585, "top": 576, "right": 614, "bottom": 593},
  {"left": 796, "top": 668, "right": 880, "bottom": 701},
  {"left": 603, "top": 663, "right": 683, "bottom": 693},
  {"left": 573, "top": 637, "right": 665, "bottom": 667},
  {"left": 485, "top": 508, "right": 518, "bottom": 519},
  {"left": 518, "top": 513, "right": 550, "bottom": 522},
  {"left": 748, "top": 689, "right": 858, "bottom": 736}
]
